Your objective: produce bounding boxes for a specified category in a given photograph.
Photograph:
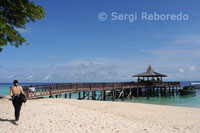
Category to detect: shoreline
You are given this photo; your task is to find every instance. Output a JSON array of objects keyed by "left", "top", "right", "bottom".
[
  {"left": 1, "top": 94, "right": 200, "bottom": 109},
  {"left": 1, "top": 98, "right": 200, "bottom": 132},
  {"left": 122, "top": 99, "right": 200, "bottom": 109}
]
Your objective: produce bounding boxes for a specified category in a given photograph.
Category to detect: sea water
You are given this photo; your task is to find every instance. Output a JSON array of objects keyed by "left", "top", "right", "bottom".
[
  {"left": 0, "top": 83, "right": 48, "bottom": 96},
  {"left": 1, "top": 81, "right": 200, "bottom": 108},
  {"left": 123, "top": 81, "right": 200, "bottom": 108}
]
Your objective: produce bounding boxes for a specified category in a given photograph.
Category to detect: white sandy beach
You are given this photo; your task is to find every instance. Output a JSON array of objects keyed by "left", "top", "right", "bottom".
[{"left": 0, "top": 98, "right": 200, "bottom": 133}]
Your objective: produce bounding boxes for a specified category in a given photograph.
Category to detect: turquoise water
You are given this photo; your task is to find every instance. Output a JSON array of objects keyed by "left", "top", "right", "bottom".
[
  {"left": 124, "top": 93, "right": 200, "bottom": 108},
  {"left": 0, "top": 83, "right": 11, "bottom": 96},
  {"left": 123, "top": 81, "right": 200, "bottom": 108},
  {"left": 1, "top": 82, "right": 200, "bottom": 108},
  {"left": 0, "top": 83, "right": 101, "bottom": 99},
  {"left": 0, "top": 83, "right": 47, "bottom": 96}
]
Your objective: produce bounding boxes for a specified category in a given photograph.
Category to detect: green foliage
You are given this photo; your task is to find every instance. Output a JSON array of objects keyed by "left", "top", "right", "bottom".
[{"left": 0, "top": 0, "right": 45, "bottom": 52}]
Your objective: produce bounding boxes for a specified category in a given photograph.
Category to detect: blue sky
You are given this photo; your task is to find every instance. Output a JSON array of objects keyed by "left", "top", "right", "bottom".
[{"left": 1, "top": 0, "right": 200, "bottom": 83}]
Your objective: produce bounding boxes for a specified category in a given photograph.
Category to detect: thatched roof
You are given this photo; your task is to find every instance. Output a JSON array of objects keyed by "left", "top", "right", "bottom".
[{"left": 132, "top": 65, "right": 167, "bottom": 77}]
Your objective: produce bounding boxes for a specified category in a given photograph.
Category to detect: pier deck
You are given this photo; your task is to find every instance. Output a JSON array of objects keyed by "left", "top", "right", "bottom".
[{"left": 23, "top": 81, "right": 180, "bottom": 100}]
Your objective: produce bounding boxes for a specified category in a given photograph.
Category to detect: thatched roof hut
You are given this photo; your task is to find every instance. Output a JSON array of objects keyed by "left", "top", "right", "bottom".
[{"left": 132, "top": 65, "right": 167, "bottom": 82}]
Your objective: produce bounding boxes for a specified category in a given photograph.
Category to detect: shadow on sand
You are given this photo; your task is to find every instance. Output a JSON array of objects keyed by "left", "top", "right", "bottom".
[{"left": 0, "top": 118, "right": 16, "bottom": 125}]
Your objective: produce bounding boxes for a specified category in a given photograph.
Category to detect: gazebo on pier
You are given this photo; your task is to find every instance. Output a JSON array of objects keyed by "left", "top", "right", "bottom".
[{"left": 132, "top": 65, "right": 167, "bottom": 82}]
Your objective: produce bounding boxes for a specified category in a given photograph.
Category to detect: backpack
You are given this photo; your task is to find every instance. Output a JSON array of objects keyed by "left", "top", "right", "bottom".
[{"left": 19, "top": 93, "right": 27, "bottom": 103}]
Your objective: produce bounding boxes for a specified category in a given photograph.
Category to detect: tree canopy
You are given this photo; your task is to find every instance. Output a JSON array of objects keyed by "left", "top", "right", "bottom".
[{"left": 0, "top": 0, "right": 45, "bottom": 52}]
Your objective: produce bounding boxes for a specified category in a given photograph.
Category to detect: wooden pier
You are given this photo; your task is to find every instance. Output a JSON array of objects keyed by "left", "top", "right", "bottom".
[
  {"left": 23, "top": 81, "right": 180, "bottom": 100},
  {"left": 22, "top": 65, "right": 181, "bottom": 100}
]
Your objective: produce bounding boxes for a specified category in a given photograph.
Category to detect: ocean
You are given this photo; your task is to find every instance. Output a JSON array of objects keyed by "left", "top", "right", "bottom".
[{"left": 1, "top": 81, "right": 200, "bottom": 108}]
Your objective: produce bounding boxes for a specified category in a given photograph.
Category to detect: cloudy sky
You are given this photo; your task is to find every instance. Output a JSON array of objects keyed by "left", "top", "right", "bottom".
[{"left": 1, "top": 0, "right": 200, "bottom": 83}]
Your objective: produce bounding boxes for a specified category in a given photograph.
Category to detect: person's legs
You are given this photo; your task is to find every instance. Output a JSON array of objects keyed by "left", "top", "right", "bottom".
[
  {"left": 12, "top": 100, "right": 18, "bottom": 121},
  {"left": 12, "top": 97, "right": 22, "bottom": 124},
  {"left": 15, "top": 102, "right": 22, "bottom": 121}
]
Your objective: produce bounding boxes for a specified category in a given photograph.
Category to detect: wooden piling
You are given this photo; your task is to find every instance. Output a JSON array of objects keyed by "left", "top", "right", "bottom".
[
  {"left": 176, "top": 86, "right": 179, "bottom": 96},
  {"left": 102, "top": 90, "right": 106, "bottom": 101},
  {"left": 65, "top": 93, "right": 67, "bottom": 98},
  {"left": 156, "top": 88, "right": 159, "bottom": 97},
  {"left": 121, "top": 89, "right": 124, "bottom": 101},
  {"left": 149, "top": 88, "right": 152, "bottom": 97},
  {"left": 92, "top": 91, "right": 96, "bottom": 100},
  {"left": 78, "top": 92, "right": 81, "bottom": 100},
  {"left": 69, "top": 93, "right": 71, "bottom": 99},
  {"left": 147, "top": 88, "right": 149, "bottom": 100},
  {"left": 112, "top": 89, "right": 115, "bottom": 101},
  {"left": 164, "top": 87, "right": 167, "bottom": 97},
  {"left": 83, "top": 92, "right": 85, "bottom": 99},
  {"left": 127, "top": 88, "right": 132, "bottom": 100},
  {"left": 88, "top": 91, "right": 90, "bottom": 100},
  {"left": 130, "top": 88, "right": 133, "bottom": 100}
]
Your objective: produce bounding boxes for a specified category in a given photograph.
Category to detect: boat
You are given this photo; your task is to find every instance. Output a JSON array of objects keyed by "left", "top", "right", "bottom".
[
  {"left": 190, "top": 83, "right": 200, "bottom": 89},
  {"left": 179, "top": 86, "right": 196, "bottom": 95}
]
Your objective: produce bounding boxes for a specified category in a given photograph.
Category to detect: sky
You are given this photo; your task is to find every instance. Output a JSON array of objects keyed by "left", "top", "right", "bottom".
[{"left": 0, "top": 0, "right": 200, "bottom": 83}]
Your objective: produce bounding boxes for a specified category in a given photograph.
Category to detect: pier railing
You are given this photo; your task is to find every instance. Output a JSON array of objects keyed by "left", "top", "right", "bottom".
[{"left": 22, "top": 81, "right": 180, "bottom": 98}]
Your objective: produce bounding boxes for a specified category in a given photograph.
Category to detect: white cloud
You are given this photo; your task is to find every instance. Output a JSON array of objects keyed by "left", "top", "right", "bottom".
[
  {"left": 68, "top": 59, "right": 104, "bottom": 67},
  {"left": 25, "top": 75, "right": 34, "bottom": 79},
  {"left": 171, "top": 34, "right": 200, "bottom": 45},
  {"left": 5, "top": 75, "right": 14, "bottom": 79},
  {"left": 1, "top": 56, "right": 200, "bottom": 82},
  {"left": 44, "top": 75, "right": 52, "bottom": 80},
  {"left": 189, "top": 66, "right": 196, "bottom": 71},
  {"left": 178, "top": 68, "right": 185, "bottom": 73}
]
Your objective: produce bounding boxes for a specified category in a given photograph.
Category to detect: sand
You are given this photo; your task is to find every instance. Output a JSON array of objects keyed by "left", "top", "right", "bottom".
[{"left": 0, "top": 98, "right": 200, "bottom": 133}]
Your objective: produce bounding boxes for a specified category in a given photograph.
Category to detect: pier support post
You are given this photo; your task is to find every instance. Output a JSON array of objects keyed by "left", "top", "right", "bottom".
[
  {"left": 128, "top": 88, "right": 132, "bottom": 100},
  {"left": 121, "top": 89, "right": 124, "bottom": 101},
  {"left": 65, "top": 93, "right": 67, "bottom": 98},
  {"left": 112, "top": 89, "right": 115, "bottom": 101},
  {"left": 102, "top": 90, "right": 106, "bottom": 101},
  {"left": 172, "top": 87, "right": 175, "bottom": 96},
  {"left": 78, "top": 92, "right": 81, "bottom": 100},
  {"left": 69, "top": 93, "right": 71, "bottom": 99},
  {"left": 149, "top": 88, "right": 152, "bottom": 97},
  {"left": 160, "top": 88, "right": 163, "bottom": 97},
  {"left": 147, "top": 88, "right": 149, "bottom": 100},
  {"left": 153, "top": 87, "right": 155, "bottom": 97},
  {"left": 164, "top": 87, "right": 167, "bottom": 97},
  {"left": 131, "top": 88, "right": 133, "bottom": 99},
  {"left": 56, "top": 95, "right": 58, "bottom": 98},
  {"left": 83, "top": 92, "right": 85, "bottom": 99},
  {"left": 176, "top": 86, "right": 179, "bottom": 96},
  {"left": 156, "top": 88, "right": 159, "bottom": 97},
  {"left": 88, "top": 91, "right": 90, "bottom": 100},
  {"left": 92, "top": 91, "right": 96, "bottom": 100}
]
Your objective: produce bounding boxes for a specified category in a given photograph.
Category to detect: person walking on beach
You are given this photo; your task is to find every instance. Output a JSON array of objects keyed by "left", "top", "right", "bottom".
[{"left": 10, "top": 80, "right": 25, "bottom": 125}]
